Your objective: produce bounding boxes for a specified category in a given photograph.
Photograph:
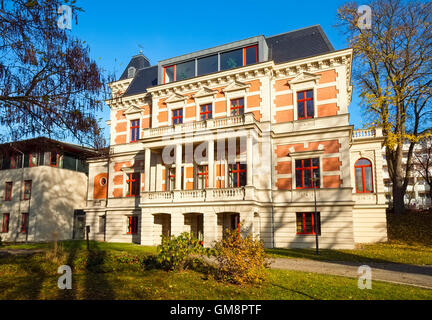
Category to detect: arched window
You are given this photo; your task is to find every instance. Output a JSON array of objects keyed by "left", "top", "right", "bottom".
[{"left": 355, "top": 158, "right": 373, "bottom": 193}]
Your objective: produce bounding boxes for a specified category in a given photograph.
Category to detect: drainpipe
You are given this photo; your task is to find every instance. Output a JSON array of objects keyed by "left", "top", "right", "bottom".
[
  {"left": 268, "top": 72, "right": 275, "bottom": 249},
  {"left": 104, "top": 148, "right": 110, "bottom": 242}
]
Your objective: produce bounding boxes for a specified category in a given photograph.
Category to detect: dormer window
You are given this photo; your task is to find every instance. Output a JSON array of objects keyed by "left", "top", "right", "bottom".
[
  {"left": 164, "top": 65, "right": 175, "bottom": 83},
  {"left": 162, "top": 44, "right": 259, "bottom": 84},
  {"left": 128, "top": 67, "right": 136, "bottom": 78}
]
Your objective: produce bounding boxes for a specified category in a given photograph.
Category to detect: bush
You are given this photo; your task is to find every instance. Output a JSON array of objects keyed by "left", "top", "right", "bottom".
[
  {"left": 156, "top": 232, "right": 207, "bottom": 271},
  {"left": 213, "top": 227, "right": 271, "bottom": 285}
]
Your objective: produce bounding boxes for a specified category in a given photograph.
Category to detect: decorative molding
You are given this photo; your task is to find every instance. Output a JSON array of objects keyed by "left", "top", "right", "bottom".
[
  {"left": 222, "top": 80, "right": 251, "bottom": 93},
  {"left": 288, "top": 71, "right": 321, "bottom": 85},
  {"left": 193, "top": 86, "right": 218, "bottom": 99},
  {"left": 165, "top": 92, "right": 187, "bottom": 104}
]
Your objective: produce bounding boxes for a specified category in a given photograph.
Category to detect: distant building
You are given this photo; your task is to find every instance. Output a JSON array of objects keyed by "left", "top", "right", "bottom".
[
  {"left": 383, "top": 140, "right": 432, "bottom": 209},
  {"left": 0, "top": 137, "right": 99, "bottom": 242}
]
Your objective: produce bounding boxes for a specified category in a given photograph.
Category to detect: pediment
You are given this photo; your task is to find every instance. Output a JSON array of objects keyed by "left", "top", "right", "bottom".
[
  {"left": 124, "top": 105, "right": 142, "bottom": 115},
  {"left": 222, "top": 80, "right": 250, "bottom": 93},
  {"left": 193, "top": 86, "right": 218, "bottom": 99},
  {"left": 165, "top": 92, "right": 187, "bottom": 103},
  {"left": 289, "top": 72, "right": 321, "bottom": 85}
]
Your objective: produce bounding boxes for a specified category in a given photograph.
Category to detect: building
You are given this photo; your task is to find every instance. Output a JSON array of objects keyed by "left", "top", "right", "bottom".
[
  {"left": 84, "top": 25, "right": 388, "bottom": 249},
  {"left": 383, "top": 139, "right": 432, "bottom": 209},
  {"left": 0, "top": 137, "right": 99, "bottom": 242}
]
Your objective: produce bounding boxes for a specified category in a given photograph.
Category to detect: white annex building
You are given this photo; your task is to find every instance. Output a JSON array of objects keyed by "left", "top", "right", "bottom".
[{"left": 82, "top": 25, "right": 388, "bottom": 249}]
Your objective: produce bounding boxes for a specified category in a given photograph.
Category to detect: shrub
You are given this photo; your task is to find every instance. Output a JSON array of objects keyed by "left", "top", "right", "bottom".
[
  {"left": 213, "top": 227, "right": 271, "bottom": 285},
  {"left": 156, "top": 232, "right": 207, "bottom": 271}
]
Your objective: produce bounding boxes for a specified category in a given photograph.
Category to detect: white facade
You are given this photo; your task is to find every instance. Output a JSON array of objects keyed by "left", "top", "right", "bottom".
[{"left": 84, "top": 35, "right": 389, "bottom": 249}]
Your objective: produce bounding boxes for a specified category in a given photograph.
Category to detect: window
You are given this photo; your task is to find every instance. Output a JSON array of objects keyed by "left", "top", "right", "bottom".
[
  {"left": 162, "top": 44, "right": 259, "bottom": 83},
  {"left": 164, "top": 65, "right": 175, "bottom": 83},
  {"left": 355, "top": 158, "right": 373, "bottom": 193},
  {"left": 228, "top": 163, "right": 246, "bottom": 188},
  {"left": 200, "top": 104, "right": 212, "bottom": 120},
  {"left": 5, "top": 182, "right": 12, "bottom": 201},
  {"left": 130, "top": 119, "right": 140, "bottom": 142},
  {"left": 197, "top": 165, "right": 208, "bottom": 189},
  {"left": 98, "top": 215, "right": 106, "bottom": 234},
  {"left": 10, "top": 155, "right": 22, "bottom": 169},
  {"left": 2, "top": 213, "right": 9, "bottom": 233},
  {"left": 297, "top": 90, "right": 314, "bottom": 120},
  {"left": 295, "top": 158, "right": 320, "bottom": 189},
  {"left": 128, "top": 66, "right": 136, "bottom": 78},
  {"left": 244, "top": 45, "right": 258, "bottom": 65},
  {"left": 100, "top": 177, "right": 107, "bottom": 186},
  {"left": 197, "top": 55, "right": 218, "bottom": 76},
  {"left": 172, "top": 109, "right": 183, "bottom": 125},
  {"left": 296, "top": 212, "right": 321, "bottom": 235},
  {"left": 126, "top": 173, "right": 140, "bottom": 197},
  {"left": 23, "top": 180, "right": 32, "bottom": 200},
  {"left": 127, "top": 216, "right": 138, "bottom": 235},
  {"left": 20, "top": 213, "right": 29, "bottom": 233},
  {"left": 29, "top": 153, "right": 38, "bottom": 167},
  {"left": 221, "top": 48, "right": 243, "bottom": 71},
  {"left": 230, "top": 98, "right": 244, "bottom": 116},
  {"left": 168, "top": 167, "right": 183, "bottom": 191},
  {"left": 176, "top": 60, "right": 195, "bottom": 81},
  {"left": 50, "top": 152, "right": 59, "bottom": 167}
]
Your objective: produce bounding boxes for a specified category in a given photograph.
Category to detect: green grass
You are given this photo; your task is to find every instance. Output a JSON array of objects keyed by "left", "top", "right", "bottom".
[{"left": 0, "top": 248, "right": 430, "bottom": 300}]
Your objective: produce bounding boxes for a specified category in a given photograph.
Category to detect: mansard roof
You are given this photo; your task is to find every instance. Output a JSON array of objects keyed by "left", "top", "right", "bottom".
[{"left": 117, "top": 25, "right": 335, "bottom": 98}]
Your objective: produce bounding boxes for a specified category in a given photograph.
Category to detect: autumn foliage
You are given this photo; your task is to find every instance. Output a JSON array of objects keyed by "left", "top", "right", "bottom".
[{"left": 213, "top": 227, "right": 271, "bottom": 285}]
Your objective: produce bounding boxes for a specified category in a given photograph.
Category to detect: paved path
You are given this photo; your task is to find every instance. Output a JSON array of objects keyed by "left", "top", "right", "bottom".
[
  {"left": 271, "top": 258, "right": 432, "bottom": 289},
  {"left": 0, "top": 249, "right": 45, "bottom": 256}
]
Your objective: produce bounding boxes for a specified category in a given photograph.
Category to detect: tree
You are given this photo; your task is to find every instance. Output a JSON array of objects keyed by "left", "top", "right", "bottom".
[
  {"left": 413, "top": 138, "right": 432, "bottom": 208},
  {"left": 337, "top": 0, "right": 432, "bottom": 213},
  {"left": 0, "top": 0, "right": 111, "bottom": 148}
]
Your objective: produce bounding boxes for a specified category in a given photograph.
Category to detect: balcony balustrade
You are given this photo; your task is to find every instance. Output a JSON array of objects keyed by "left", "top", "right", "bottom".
[
  {"left": 141, "top": 187, "right": 246, "bottom": 203},
  {"left": 141, "top": 113, "right": 256, "bottom": 138}
]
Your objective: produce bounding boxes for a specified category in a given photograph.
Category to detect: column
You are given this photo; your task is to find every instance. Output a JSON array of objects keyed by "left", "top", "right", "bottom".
[
  {"left": 208, "top": 139, "right": 215, "bottom": 188},
  {"left": 144, "top": 148, "right": 151, "bottom": 192},
  {"left": 175, "top": 144, "right": 182, "bottom": 190},
  {"left": 240, "top": 211, "right": 254, "bottom": 239},
  {"left": 246, "top": 133, "right": 253, "bottom": 186},
  {"left": 203, "top": 212, "right": 217, "bottom": 247},
  {"left": 140, "top": 210, "right": 153, "bottom": 246}
]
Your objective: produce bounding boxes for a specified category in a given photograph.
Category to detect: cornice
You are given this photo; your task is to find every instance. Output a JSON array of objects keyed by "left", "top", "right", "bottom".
[{"left": 106, "top": 48, "right": 353, "bottom": 108}]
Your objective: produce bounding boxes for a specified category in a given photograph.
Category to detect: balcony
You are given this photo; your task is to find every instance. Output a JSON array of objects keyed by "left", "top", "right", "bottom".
[
  {"left": 142, "top": 113, "right": 256, "bottom": 138},
  {"left": 141, "top": 187, "right": 247, "bottom": 204},
  {"left": 352, "top": 128, "right": 383, "bottom": 140}
]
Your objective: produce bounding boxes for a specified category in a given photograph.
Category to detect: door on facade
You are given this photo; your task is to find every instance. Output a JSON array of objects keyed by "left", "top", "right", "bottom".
[
  {"left": 230, "top": 213, "right": 240, "bottom": 233},
  {"left": 73, "top": 210, "right": 86, "bottom": 240}
]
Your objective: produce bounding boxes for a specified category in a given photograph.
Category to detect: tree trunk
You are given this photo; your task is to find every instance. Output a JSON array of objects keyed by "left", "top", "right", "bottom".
[{"left": 392, "top": 183, "right": 406, "bottom": 214}]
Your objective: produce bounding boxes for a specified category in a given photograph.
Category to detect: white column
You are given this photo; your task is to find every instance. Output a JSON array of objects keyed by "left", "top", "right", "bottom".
[
  {"left": 246, "top": 134, "right": 253, "bottom": 186},
  {"left": 175, "top": 144, "right": 182, "bottom": 190},
  {"left": 208, "top": 139, "right": 215, "bottom": 188},
  {"left": 144, "top": 148, "right": 151, "bottom": 192},
  {"left": 140, "top": 210, "right": 153, "bottom": 246},
  {"left": 203, "top": 212, "right": 217, "bottom": 247}
]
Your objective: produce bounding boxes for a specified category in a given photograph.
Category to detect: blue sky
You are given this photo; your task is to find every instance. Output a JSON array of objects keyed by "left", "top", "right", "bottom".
[{"left": 71, "top": 0, "right": 365, "bottom": 143}]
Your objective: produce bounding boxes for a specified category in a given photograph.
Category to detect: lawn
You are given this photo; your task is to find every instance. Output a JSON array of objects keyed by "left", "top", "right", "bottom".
[
  {"left": 267, "top": 210, "right": 432, "bottom": 265},
  {"left": 0, "top": 241, "right": 431, "bottom": 300}
]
